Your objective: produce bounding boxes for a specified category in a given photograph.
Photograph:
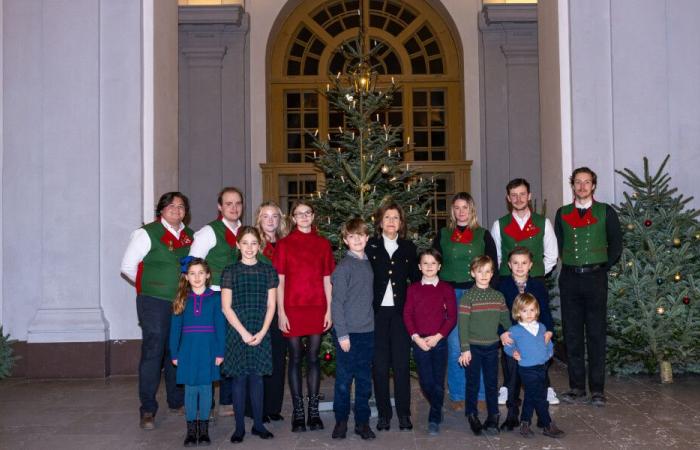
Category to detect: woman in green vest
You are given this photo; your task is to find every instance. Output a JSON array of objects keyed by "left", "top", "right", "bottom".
[{"left": 432, "top": 192, "right": 498, "bottom": 409}]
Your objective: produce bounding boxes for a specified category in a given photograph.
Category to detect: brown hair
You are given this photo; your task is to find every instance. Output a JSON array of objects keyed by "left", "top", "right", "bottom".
[
  {"left": 374, "top": 200, "right": 407, "bottom": 238},
  {"left": 341, "top": 217, "right": 369, "bottom": 239},
  {"left": 448, "top": 192, "right": 478, "bottom": 230},
  {"left": 419, "top": 247, "right": 442, "bottom": 265},
  {"left": 469, "top": 255, "right": 494, "bottom": 274},
  {"left": 155, "top": 192, "right": 190, "bottom": 220},
  {"left": 569, "top": 167, "right": 597, "bottom": 187},
  {"left": 512, "top": 292, "right": 540, "bottom": 322},
  {"left": 173, "top": 258, "right": 211, "bottom": 315},
  {"left": 217, "top": 187, "right": 244, "bottom": 207},
  {"left": 237, "top": 225, "right": 262, "bottom": 249},
  {"left": 255, "top": 201, "right": 289, "bottom": 249},
  {"left": 289, "top": 199, "right": 314, "bottom": 226},
  {"left": 506, "top": 178, "right": 531, "bottom": 194},
  {"left": 507, "top": 246, "right": 533, "bottom": 262}
]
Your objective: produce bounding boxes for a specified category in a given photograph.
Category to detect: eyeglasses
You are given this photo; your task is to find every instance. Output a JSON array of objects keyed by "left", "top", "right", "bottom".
[
  {"left": 294, "top": 210, "right": 314, "bottom": 218},
  {"left": 165, "top": 204, "right": 186, "bottom": 211}
]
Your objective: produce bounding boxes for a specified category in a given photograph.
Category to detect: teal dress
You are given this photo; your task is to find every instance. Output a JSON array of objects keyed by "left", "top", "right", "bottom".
[
  {"left": 169, "top": 289, "right": 226, "bottom": 385},
  {"left": 221, "top": 261, "right": 279, "bottom": 377}
]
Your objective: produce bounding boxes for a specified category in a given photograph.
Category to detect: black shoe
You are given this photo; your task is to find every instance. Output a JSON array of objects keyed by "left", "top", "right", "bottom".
[
  {"left": 332, "top": 421, "right": 347, "bottom": 439},
  {"left": 262, "top": 415, "right": 271, "bottom": 423},
  {"left": 398, "top": 416, "right": 413, "bottom": 430},
  {"left": 230, "top": 430, "right": 245, "bottom": 444},
  {"left": 519, "top": 421, "right": 534, "bottom": 438},
  {"left": 376, "top": 416, "right": 390, "bottom": 431},
  {"left": 543, "top": 421, "right": 565, "bottom": 438},
  {"left": 590, "top": 392, "right": 606, "bottom": 407},
  {"left": 467, "top": 414, "right": 482, "bottom": 436},
  {"left": 560, "top": 389, "right": 587, "bottom": 404},
  {"left": 251, "top": 427, "right": 274, "bottom": 439},
  {"left": 267, "top": 413, "right": 284, "bottom": 421},
  {"left": 307, "top": 394, "right": 324, "bottom": 430},
  {"left": 536, "top": 418, "right": 545, "bottom": 429},
  {"left": 500, "top": 409, "right": 519, "bottom": 431},
  {"left": 482, "top": 414, "right": 500, "bottom": 434},
  {"left": 355, "top": 423, "right": 376, "bottom": 440},
  {"left": 184, "top": 421, "right": 198, "bottom": 447},
  {"left": 291, "top": 396, "right": 306, "bottom": 432},
  {"left": 197, "top": 420, "right": 211, "bottom": 446}
]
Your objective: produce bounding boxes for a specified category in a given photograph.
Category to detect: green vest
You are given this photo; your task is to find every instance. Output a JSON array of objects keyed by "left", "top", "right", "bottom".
[
  {"left": 438, "top": 226, "right": 486, "bottom": 283},
  {"left": 560, "top": 202, "right": 608, "bottom": 266},
  {"left": 206, "top": 220, "right": 240, "bottom": 286},
  {"left": 140, "top": 222, "right": 193, "bottom": 301},
  {"left": 498, "top": 213, "right": 546, "bottom": 277}
]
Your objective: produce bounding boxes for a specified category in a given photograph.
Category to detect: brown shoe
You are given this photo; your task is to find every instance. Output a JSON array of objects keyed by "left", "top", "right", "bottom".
[
  {"left": 140, "top": 413, "right": 155, "bottom": 430},
  {"left": 169, "top": 406, "right": 185, "bottom": 416},
  {"left": 218, "top": 404, "right": 234, "bottom": 417},
  {"left": 543, "top": 421, "right": 565, "bottom": 438},
  {"left": 519, "top": 421, "right": 534, "bottom": 438},
  {"left": 449, "top": 400, "right": 463, "bottom": 411}
]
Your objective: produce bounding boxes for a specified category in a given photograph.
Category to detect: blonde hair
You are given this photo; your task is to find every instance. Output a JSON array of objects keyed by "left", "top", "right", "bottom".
[
  {"left": 255, "top": 201, "right": 289, "bottom": 249},
  {"left": 469, "top": 255, "right": 494, "bottom": 274},
  {"left": 512, "top": 293, "right": 540, "bottom": 322},
  {"left": 448, "top": 192, "right": 479, "bottom": 230},
  {"left": 341, "top": 217, "right": 369, "bottom": 239},
  {"left": 173, "top": 258, "right": 211, "bottom": 315}
]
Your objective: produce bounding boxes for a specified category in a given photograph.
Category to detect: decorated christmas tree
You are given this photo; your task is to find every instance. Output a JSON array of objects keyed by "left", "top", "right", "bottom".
[
  {"left": 607, "top": 156, "right": 700, "bottom": 381},
  {"left": 309, "top": 15, "right": 434, "bottom": 375}
]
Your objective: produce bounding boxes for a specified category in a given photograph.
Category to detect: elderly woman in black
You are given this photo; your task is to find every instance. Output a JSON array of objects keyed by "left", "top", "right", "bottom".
[{"left": 365, "top": 201, "right": 421, "bottom": 432}]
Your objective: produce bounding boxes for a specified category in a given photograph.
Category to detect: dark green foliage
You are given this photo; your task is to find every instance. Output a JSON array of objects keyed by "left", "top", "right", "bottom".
[
  {"left": 607, "top": 155, "right": 700, "bottom": 375},
  {"left": 0, "top": 326, "right": 17, "bottom": 379}
]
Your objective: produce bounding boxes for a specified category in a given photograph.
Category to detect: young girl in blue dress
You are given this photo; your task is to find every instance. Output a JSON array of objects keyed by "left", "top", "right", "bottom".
[
  {"left": 169, "top": 257, "right": 226, "bottom": 447},
  {"left": 221, "top": 226, "right": 279, "bottom": 443}
]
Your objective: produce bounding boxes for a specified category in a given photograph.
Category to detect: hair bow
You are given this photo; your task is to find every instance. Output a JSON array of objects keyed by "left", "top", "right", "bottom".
[{"left": 180, "top": 255, "right": 195, "bottom": 273}]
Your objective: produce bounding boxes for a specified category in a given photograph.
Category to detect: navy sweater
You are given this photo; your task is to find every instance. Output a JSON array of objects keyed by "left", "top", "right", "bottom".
[{"left": 497, "top": 276, "right": 553, "bottom": 334}]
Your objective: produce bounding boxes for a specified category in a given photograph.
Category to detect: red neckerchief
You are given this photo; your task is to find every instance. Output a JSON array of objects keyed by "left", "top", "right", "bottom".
[
  {"left": 224, "top": 226, "right": 237, "bottom": 248},
  {"left": 561, "top": 204, "right": 598, "bottom": 228},
  {"left": 450, "top": 227, "right": 473, "bottom": 244},
  {"left": 503, "top": 215, "right": 540, "bottom": 242},
  {"left": 159, "top": 226, "right": 192, "bottom": 250}
]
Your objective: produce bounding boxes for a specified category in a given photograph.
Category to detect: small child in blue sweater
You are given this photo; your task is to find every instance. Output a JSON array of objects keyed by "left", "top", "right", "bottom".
[{"left": 504, "top": 293, "right": 564, "bottom": 439}]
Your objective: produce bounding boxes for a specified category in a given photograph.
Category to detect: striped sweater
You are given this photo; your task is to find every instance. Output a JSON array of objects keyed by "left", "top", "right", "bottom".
[{"left": 458, "top": 286, "right": 511, "bottom": 351}]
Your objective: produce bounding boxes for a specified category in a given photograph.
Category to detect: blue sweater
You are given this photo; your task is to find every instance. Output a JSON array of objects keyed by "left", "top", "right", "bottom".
[
  {"left": 504, "top": 323, "right": 553, "bottom": 367},
  {"left": 497, "top": 276, "right": 553, "bottom": 333}
]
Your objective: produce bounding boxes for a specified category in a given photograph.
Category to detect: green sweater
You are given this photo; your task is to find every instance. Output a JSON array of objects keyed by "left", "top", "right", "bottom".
[{"left": 458, "top": 287, "right": 511, "bottom": 351}]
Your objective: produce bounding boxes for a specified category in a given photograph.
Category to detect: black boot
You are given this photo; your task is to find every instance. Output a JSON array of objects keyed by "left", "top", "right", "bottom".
[
  {"left": 467, "top": 414, "right": 482, "bottom": 436},
  {"left": 291, "top": 396, "right": 306, "bottom": 432},
  {"left": 307, "top": 394, "right": 324, "bottom": 430},
  {"left": 354, "top": 423, "right": 376, "bottom": 440},
  {"left": 482, "top": 414, "right": 500, "bottom": 434},
  {"left": 183, "top": 421, "right": 198, "bottom": 447},
  {"left": 197, "top": 420, "right": 211, "bottom": 446},
  {"left": 332, "top": 421, "right": 347, "bottom": 439},
  {"left": 500, "top": 408, "right": 519, "bottom": 431}
]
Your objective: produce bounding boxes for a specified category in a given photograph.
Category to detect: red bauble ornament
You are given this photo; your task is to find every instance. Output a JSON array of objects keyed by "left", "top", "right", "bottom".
[
  {"left": 683, "top": 297, "right": 690, "bottom": 305},
  {"left": 644, "top": 219, "right": 652, "bottom": 227},
  {"left": 324, "top": 352, "right": 332, "bottom": 361}
]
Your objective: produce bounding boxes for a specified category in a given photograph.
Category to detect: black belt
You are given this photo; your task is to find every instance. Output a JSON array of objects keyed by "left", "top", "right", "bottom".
[{"left": 563, "top": 264, "right": 606, "bottom": 274}]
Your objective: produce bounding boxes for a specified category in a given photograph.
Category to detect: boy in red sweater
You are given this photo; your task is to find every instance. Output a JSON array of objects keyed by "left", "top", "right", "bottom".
[{"left": 403, "top": 248, "right": 457, "bottom": 435}]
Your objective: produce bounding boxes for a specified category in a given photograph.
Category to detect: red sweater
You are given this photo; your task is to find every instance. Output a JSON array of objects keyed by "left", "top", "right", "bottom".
[{"left": 403, "top": 280, "right": 457, "bottom": 338}]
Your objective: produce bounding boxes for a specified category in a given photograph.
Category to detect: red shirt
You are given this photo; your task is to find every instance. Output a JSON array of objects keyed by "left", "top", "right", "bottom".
[
  {"left": 272, "top": 228, "right": 335, "bottom": 309},
  {"left": 403, "top": 280, "right": 457, "bottom": 338}
]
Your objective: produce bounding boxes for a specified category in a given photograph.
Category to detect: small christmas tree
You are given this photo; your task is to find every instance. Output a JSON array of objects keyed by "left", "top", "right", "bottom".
[
  {"left": 310, "top": 18, "right": 434, "bottom": 376},
  {"left": 0, "top": 326, "right": 18, "bottom": 379},
  {"left": 608, "top": 155, "right": 700, "bottom": 380}
]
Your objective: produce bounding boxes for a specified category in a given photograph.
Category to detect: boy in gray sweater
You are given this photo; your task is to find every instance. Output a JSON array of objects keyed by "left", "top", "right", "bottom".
[{"left": 330, "top": 218, "right": 375, "bottom": 440}]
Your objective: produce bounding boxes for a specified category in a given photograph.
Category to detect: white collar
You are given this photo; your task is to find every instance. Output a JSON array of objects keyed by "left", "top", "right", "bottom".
[
  {"left": 222, "top": 217, "right": 241, "bottom": 234},
  {"left": 575, "top": 200, "right": 593, "bottom": 209},
  {"left": 519, "top": 321, "right": 539, "bottom": 336},
  {"left": 161, "top": 218, "right": 184, "bottom": 235},
  {"left": 421, "top": 277, "right": 439, "bottom": 287},
  {"left": 382, "top": 233, "right": 398, "bottom": 243}
]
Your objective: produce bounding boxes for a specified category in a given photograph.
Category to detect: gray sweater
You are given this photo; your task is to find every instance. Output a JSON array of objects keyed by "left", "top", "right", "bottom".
[{"left": 331, "top": 251, "right": 375, "bottom": 340}]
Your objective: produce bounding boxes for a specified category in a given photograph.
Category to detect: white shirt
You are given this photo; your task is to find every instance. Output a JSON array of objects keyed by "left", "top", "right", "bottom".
[
  {"left": 575, "top": 199, "right": 593, "bottom": 209},
  {"left": 189, "top": 218, "right": 241, "bottom": 290},
  {"left": 380, "top": 234, "right": 399, "bottom": 307},
  {"left": 519, "top": 321, "right": 540, "bottom": 336},
  {"left": 421, "top": 277, "right": 439, "bottom": 287},
  {"left": 120, "top": 218, "right": 185, "bottom": 282},
  {"left": 491, "top": 210, "right": 558, "bottom": 275}
]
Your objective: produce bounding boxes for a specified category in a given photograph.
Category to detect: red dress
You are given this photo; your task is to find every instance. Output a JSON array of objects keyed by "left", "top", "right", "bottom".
[{"left": 272, "top": 227, "right": 335, "bottom": 337}]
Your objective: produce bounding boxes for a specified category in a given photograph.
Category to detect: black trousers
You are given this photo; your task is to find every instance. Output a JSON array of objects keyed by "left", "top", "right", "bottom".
[
  {"left": 559, "top": 267, "right": 608, "bottom": 394},
  {"left": 244, "top": 315, "right": 287, "bottom": 417},
  {"left": 518, "top": 364, "right": 551, "bottom": 426},
  {"left": 373, "top": 306, "right": 411, "bottom": 419}
]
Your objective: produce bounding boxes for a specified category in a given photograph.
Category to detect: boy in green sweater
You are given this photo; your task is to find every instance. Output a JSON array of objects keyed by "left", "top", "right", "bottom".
[{"left": 458, "top": 255, "right": 512, "bottom": 436}]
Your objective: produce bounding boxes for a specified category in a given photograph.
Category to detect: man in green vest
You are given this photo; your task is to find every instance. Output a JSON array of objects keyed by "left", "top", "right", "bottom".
[
  {"left": 189, "top": 186, "right": 243, "bottom": 417},
  {"left": 121, "top": 192, "right": 194, "bottom": 429},
  {"left": 555, "top": 167, "right": 621, "bottom": 407}
]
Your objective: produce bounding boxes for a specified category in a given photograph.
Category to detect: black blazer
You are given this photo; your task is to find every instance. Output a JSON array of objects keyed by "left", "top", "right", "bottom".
[{"left": 365, "top": 236, "right": 421, "bottom": 313}]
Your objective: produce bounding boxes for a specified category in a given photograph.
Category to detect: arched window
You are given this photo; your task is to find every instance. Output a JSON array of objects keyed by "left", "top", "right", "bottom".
[{"left": 263, "top": 0, "right": 471, "bottom": 230}]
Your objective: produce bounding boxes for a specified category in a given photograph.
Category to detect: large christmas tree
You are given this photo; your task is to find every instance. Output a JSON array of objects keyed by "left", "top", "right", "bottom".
[
  {"left": 309, "top": 20, "right": 434, "bottom": 375},
  {"left": 607, "top": 156, "right": 700, "bottom": 380}
]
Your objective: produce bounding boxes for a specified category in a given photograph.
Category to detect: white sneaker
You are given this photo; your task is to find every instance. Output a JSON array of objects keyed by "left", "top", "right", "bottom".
[
  {"left": 498, "top": 386, "right": 508, "bottom": 405},
  {"left": 547, "top": 387, "right": 560, "bottom": 405}
]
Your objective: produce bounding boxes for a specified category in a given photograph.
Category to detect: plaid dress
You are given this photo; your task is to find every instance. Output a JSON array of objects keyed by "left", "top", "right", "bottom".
[{"left": 221, "top": 260, "right": 279, "bottom": 377}]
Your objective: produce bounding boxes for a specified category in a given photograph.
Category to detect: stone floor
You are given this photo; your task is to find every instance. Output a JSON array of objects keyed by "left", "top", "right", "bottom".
[{"left": 1, "top": 360, "right": 700, "bottom": 449}]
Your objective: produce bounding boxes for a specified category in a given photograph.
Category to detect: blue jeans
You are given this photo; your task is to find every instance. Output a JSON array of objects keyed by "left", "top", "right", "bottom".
[
  {"left": 185, "top": 384, "right": 212, "bottom": 421},
  {"left": 465, "top": 342, "right": 499, "bottom": 417},
  {"left": 448, "top": 288, "right": 485, "bottom": 401},
  {"left": 518, "top": 364, "right": 551, "bottom": 426},
  {"left": 413, "top": 339, "right": 447, "bottom": 424},
  {"left": 136, "top": 295, "right": 183, "bottom": 416},
  {"left": 333, "top": 331, "right": 374, "bottom": 424},
  {"left": 232, "top": 374, "right": 264, "bottom": 432}
]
